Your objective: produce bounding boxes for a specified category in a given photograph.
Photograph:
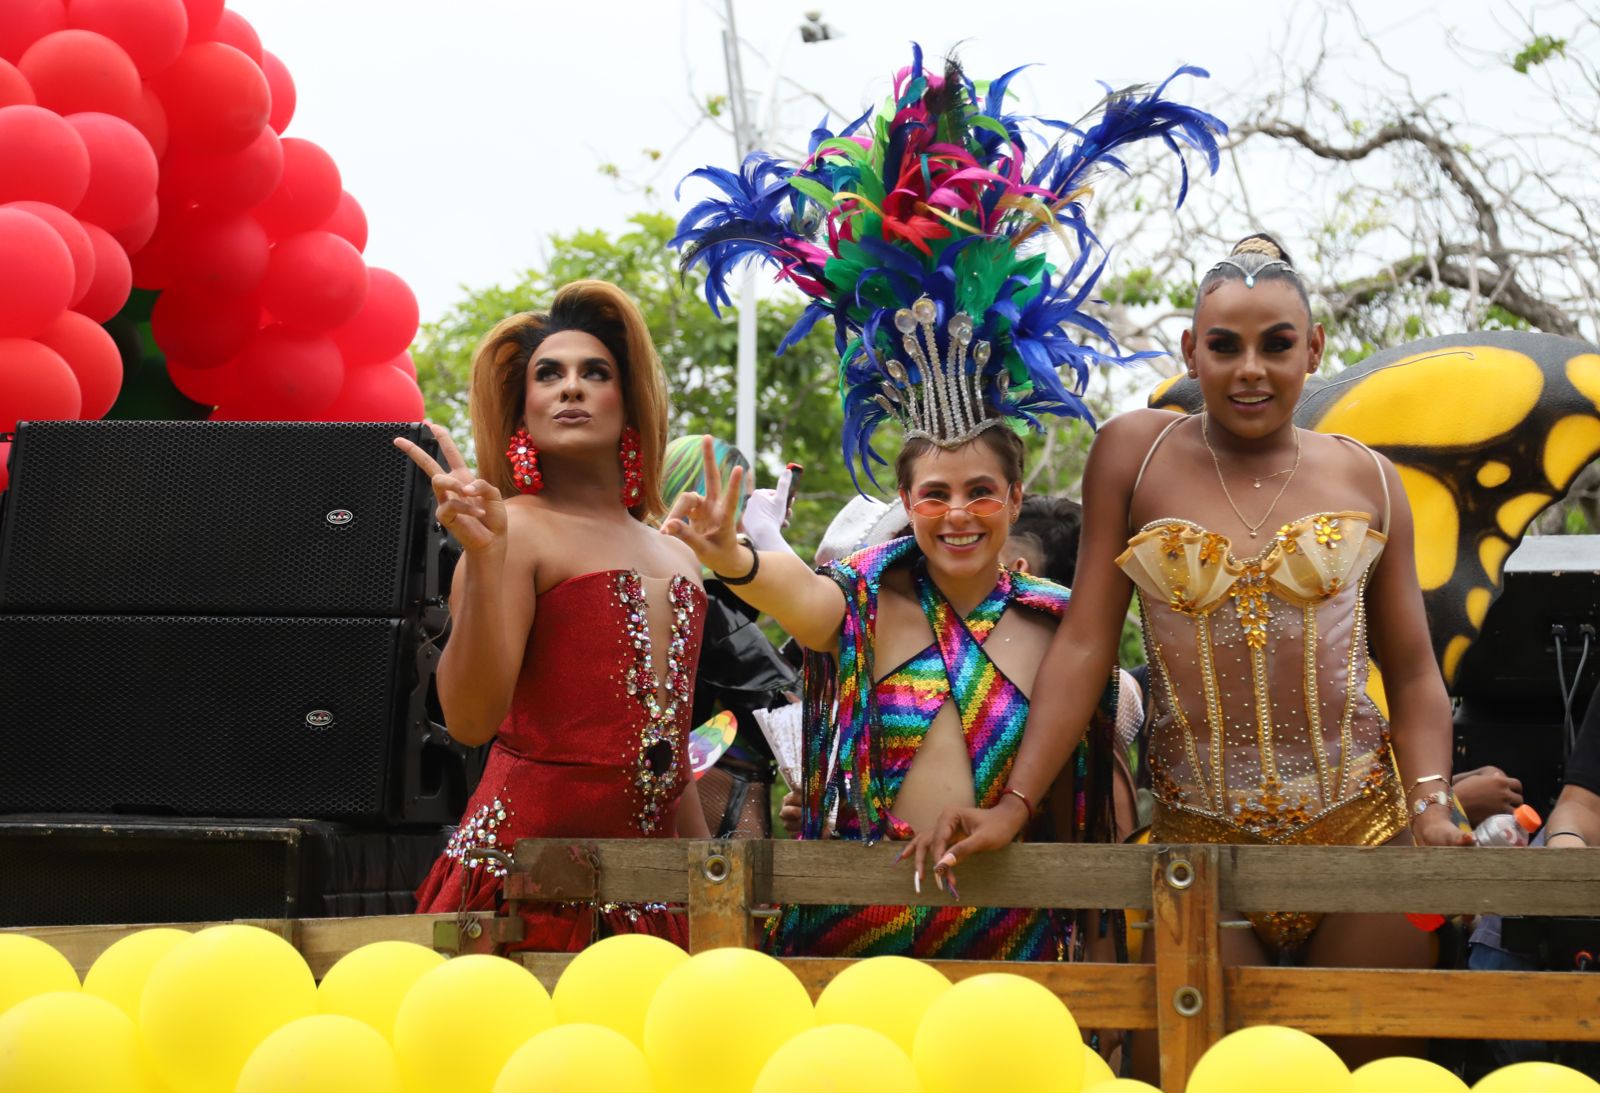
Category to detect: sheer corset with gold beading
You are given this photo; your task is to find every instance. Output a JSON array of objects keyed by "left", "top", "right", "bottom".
[{"left": 1117, "top": 511, "right": 1396, "bottom": 840}]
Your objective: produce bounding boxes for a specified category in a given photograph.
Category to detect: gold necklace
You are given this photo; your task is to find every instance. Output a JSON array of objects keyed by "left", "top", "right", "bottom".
[{"left": 1201, "top": 414, "right": 1302, "bottom": 538}]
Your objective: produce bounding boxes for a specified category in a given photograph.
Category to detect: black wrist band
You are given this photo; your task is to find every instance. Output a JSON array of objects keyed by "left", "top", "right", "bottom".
[
  {"left": 716, "top": 538, "right": 760, "bottom": 586},
  {"left": 1546, "top": 830, "right": 1589, "bottom": 845}
]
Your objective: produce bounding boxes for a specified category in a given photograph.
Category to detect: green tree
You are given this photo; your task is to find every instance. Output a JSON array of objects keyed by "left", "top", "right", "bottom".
[{"left": 412, "top": 212, "right": 870, "bottom": 554}]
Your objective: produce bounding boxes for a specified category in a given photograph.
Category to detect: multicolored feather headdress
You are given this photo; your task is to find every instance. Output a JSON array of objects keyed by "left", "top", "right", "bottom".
[{"left": 673, "top": 47, "right": 1227, "bottom": 488}]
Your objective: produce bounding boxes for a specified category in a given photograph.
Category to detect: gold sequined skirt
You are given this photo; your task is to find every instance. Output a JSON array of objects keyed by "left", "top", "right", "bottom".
[{"left": 1150, "top": 774, "right": 1409, "bottom": 954}]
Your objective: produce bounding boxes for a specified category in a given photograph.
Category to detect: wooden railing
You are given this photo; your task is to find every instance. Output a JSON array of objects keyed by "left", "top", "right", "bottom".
[{"left": 12, "top": 839, "right": 1600, "bottom": 1092}]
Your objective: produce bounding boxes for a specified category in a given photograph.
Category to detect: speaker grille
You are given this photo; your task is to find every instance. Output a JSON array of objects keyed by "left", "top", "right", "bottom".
[
  {"left": 0, "top": 420, "right": 431, "bottom": 616},
  {"left": 0, "top": 616, "right": 402, "bottom": 818}
]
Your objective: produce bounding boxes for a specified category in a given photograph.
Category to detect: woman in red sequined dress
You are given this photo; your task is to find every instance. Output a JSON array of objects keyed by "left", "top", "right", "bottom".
[{"left": 398, "top": 280, "right": 709, "bottom": 952}]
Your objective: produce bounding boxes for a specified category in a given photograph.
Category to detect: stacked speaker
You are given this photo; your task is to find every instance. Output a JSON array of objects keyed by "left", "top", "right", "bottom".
[{"left": 0, "top": 420, "right": 475, "bottom": 924}]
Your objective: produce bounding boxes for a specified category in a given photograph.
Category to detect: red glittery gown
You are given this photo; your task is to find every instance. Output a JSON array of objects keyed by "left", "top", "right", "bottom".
[{"left": 414, "top": 569, "right": 706, "bottom": 951}]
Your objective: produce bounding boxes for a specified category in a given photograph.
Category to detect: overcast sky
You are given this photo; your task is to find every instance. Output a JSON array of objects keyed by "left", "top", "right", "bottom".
[{"left": 227, "top": 0, "right": 1565, "bottom": 325}]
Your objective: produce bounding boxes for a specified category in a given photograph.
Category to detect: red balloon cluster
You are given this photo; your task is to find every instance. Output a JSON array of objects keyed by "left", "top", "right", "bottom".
[{"left": 0, "top": 0, "right": 426, "bottom": 487}]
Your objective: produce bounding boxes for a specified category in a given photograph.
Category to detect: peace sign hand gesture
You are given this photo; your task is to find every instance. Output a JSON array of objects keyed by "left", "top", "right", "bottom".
[
  {"left": 662, "top": 435, "right": 747, "bottom": 575},
  {"left": 394, "top": 422, "right": 508, "bottom": 556}
]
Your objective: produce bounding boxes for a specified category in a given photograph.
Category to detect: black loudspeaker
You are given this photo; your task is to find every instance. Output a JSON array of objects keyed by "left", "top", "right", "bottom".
[
  {"left": 0, "top": 420, "right": 474, "bottom": 825},
  {"left": 1452, "top": 535, "right": 1600, "bottom": 814},
  {"left": 0, "top": 815, "right": 450, "bottom": 927},
  {"left": 0, "top": 420, "right": 437, "bottom": 616}
]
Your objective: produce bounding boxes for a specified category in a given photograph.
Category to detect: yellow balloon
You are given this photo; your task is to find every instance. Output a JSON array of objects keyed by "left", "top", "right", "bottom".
[
  {"left": 493, "top": 1022, "right": 656, "bottom": 1093},
  {"left": 1352, "top": 1056, "right": 1468, "bottom": 1092},
  {"left": 1185, "top": 1025, "right": 1349, "bottom": 1093},
  {"left": 0, "top": 934, "right": 79, "bottom": 1015},
  {"left": 813, "top": 956, "right": 951, "bottom": 1056},
  {"left": 84, "top": 928, "right": 192, "bottom": 1021},
  {"left": 317, "top": 941, "right": 445, "bottom": 1040},
  {"left": 1473, "top": 1062, "right": 1600, "bottom": 1092},
  {"left": 644, "top": 947, "right": 814, "bottom": 1093},
  {"left": 753, "top": 1023, "right": 921, "bottom": 1093},
  {"left": 139, "top": 924, "right": 317, "bottom": 1093},
  {"left": 1086, "top": 1081, "right": 1162, "bottom": 1092},
  {"left": 1083, "top": 1047, "right": 1117, "bottom": 1087},
  {"left": 236, "top": 1014, "right": 403, "bottom": 1093},
  {"left": 912, "top": 972, "right": 1082, "bottom": 1093},
  {"left": 0, "top": 990, "right": 155, "bottom": 1093},
  {"left": 552, "top": 933, "right": 688, "bottom": 1047},
  {"left": 392, "top": 954, "right": 554, "bottom": 1093}
]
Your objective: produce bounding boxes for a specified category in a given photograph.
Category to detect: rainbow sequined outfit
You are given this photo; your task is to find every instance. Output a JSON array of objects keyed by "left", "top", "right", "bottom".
[{"left": 770, "top": 537, "right": 1114, "bottom": 961}]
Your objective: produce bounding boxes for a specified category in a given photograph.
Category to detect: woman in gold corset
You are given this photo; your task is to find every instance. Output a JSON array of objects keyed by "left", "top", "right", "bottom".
[{"left": 909, "top": 233, "right": 1469, "bottom": 1063}]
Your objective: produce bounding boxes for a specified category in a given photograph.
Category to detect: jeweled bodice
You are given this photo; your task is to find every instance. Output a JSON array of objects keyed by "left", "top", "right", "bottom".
[{"left": 1116, "top": 511, "right": 1394, "bottom": 839}]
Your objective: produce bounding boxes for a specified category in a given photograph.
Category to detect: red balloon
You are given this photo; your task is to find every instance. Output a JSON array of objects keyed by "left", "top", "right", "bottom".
[
  {"left": 319, "top": 190, "right": 367, "bottom": 252},
  {"left": 75, "top": 222, "right": 131, "bottom": 321},
  {"left": 381, "top": 349, "right": 416, "bottom": 379},
  {"left": 0, "top": 104, "right": 91, "bottom": 208},
  {"left": 180, "top": 0, "right": 223, "bottom": 43},
  {"left": 260, "top": 230, "right": 368, "bottom": 331},
  {"left": 323, "top": 360, "right": 425, "bottom": 422},
  {"left": 150, "top": 284, "right": 259, "bottom": 366},
  {"left": 154, "top": 41, "right": 269, "bottom": 153},
  {"left": 234, "top": 323, "right": 342, "bottom": 417},
  {"left": 253, "top": 137, "right": 340, "bottom": 238},
  {"left": 110, "top": 195, "right": 159, "bottom": 254},
  {"left": 0, "top": 338, "right": 81, "bottom": 429},
  {"left": 0, "top": 58, "right": 35, "bottom": 107},
  {"left": 127, "top": 218, "right": 173, "bottom": 290},
  {"left": 162, "top": 125, "right": 282, "bottom": 213},
  {"left": 18, "top": 30, "right": 140, "bottom": 120},
  {"left": 0, "top": 0, "right": 66, "bottom": 65},
  {"left": 33, "top": 308, "right": 121, "bottom": 418},
  {"left": 67, "top": 0, "right": 188, "bottom": 77},
  {"left": 332, "top": 268, "right": 418, "bottom": 364},
  {"left": 126, "top": 83, "right": 169, "bottom": 159},
  {"left": 167, "top": 355, "right": 236, "bottom": 404},
  {"left": 65, "top": 112, "right": 159, "bottom": 231},
  {"left": 207, "top": 10, "right": 261, "bottom": 66},
  {"left": 168, "top": 209, "right": 269, "bottom": 295},
  {"left": 4, "top": 200, "right": 95, "bottom": 308},
  {"left": 261, "top": 50, "right": 294, "bottom": 135},
  {"left": 0, "top": 207, "right": 74, "bottom": 336}
]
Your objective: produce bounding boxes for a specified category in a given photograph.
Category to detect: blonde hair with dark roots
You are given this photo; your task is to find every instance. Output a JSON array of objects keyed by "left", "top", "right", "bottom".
[{"left": 468, "top": 280, "right": 669, "bottom": 522}]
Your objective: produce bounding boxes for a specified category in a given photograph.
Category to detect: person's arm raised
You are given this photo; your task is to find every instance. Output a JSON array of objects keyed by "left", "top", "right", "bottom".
[
  {"left": 905, "top": 411, "right": 1151, "bottom": 892},
  {"left": 394, "top": 423, "right": 530, "bottom": 747},
  {"left": 1365, "top": 454, "right": 1473, "bottom": 847},
  {"left": 663, "top": 436, "right": 846, "bottom": 652}
]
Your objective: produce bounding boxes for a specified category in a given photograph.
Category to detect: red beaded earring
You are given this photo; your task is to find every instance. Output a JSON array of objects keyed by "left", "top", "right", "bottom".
[
  {"left": 619, "top": 426, "right": 642, "bottom": 508},
  {"left": 506, "top": 428, "right": 543, "bottom": 495}
]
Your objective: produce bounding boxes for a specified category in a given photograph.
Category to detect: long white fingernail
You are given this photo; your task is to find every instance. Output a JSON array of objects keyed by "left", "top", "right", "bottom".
[{"left": 914, "top": 871, "right": 921, "bottom": 894}]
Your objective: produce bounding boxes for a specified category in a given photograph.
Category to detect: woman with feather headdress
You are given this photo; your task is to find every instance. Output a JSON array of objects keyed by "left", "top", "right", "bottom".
[{"left": 667, "top": 48, "right": 1225, "bottom": 960}]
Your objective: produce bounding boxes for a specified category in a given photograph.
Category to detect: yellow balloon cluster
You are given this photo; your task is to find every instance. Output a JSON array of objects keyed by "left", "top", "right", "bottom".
[{"left": 4, "top": 932, "right": 1600, "bottom": 1093}]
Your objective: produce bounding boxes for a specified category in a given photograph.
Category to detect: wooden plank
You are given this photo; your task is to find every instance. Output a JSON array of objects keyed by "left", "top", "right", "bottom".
[
  {"left": 1216, "top": 845, "right": 1600, "bottom": 916},
  {"left": 783, "top": 958, "right": 1158, "bottom": 1028},
  {"left": 1152, "top": 846, "right": 1225, "bottom": 1093},
  {"left": 765, "top": 840, "right": 1157, "bottom": 909},
  {"left": 687, "top": 840, "right": 761, "bottom": 953},
  {"left": 1227, "top": 967, "right": 1600, "bottom": 1040},
  {"left": 5, "top": 915, "right": 460, "bottom": 978},
  {"left": 510, "top": 839, "right": 1600, "bottom": 916},
  {"left": 514, "top": 952, "right": 1158, "bottom": 1029}
]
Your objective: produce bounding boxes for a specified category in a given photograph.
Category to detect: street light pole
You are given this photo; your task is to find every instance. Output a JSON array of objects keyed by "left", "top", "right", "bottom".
[{"left": 721, "top": 0, "right": 759, "bottom": 467}]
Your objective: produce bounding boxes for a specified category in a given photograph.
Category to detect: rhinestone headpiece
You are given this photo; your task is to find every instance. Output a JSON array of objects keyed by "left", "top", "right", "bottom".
[{"left": 875, "top": 297, "right": 1004, "bottom": 448}]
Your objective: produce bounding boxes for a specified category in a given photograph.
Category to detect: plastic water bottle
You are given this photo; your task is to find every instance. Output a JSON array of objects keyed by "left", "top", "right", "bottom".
[{"left": 1473, "top": 804, "right": 1542, "bottom": 847}]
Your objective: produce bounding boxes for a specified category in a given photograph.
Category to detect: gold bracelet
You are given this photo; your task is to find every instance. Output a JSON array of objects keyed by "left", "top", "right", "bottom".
[{"left": 1405, "top": 773, "right": 1448, "bottom": 795}]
